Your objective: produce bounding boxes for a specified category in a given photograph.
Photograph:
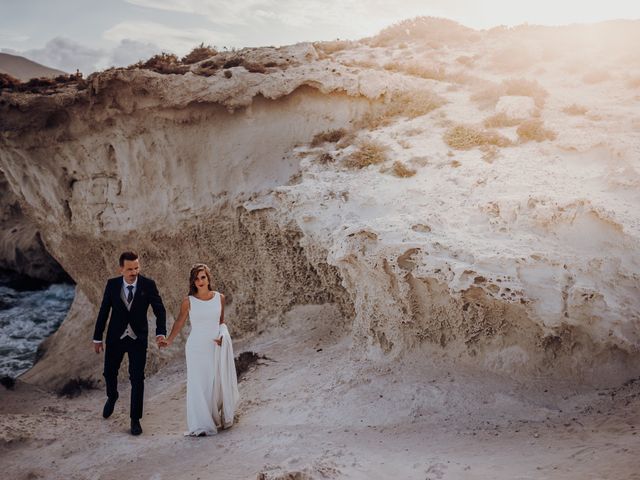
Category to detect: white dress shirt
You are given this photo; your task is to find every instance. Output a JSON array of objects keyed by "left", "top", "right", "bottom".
[{"left": 120, "top": 278, "right": 138, "bottom": 339}]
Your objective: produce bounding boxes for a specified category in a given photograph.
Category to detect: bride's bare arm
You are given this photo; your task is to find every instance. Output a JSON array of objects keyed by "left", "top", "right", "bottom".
[
  {"left": 214, "top": 294, "right": 225, "bottom": 346},
  {"left": 165, "top": 297, "right": 190, "bottom": 346},
  {"left": 219, "top": 293, "right": 225, "bottom": 325}
]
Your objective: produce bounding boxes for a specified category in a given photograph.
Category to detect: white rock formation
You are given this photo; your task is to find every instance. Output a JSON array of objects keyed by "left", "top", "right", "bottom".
[
  {"left": 0, "top": 171, "right": 69, "bottom": 282},
  {"left": 1, "top": 22, "right": 639, "bottom": 388}
]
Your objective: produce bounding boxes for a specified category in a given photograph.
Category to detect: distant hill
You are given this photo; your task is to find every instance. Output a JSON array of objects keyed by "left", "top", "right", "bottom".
[{"left": 0, "top": 53, "right": 67, "bottom": 81}]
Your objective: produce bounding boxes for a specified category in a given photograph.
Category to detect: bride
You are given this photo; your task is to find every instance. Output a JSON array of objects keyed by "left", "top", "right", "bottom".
[{"left": 163, "top": 263, "right": 239, "bottom": 436}]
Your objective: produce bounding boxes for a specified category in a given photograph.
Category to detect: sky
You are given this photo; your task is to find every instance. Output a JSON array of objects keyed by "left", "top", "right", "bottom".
[{"left": 1, "top": 0, "right": 639, "bottom": 74}]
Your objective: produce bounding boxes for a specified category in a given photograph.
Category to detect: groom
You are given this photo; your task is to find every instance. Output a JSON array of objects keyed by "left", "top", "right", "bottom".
[{"left": 92, "top": 251, "right": 166, "bottom": 435}]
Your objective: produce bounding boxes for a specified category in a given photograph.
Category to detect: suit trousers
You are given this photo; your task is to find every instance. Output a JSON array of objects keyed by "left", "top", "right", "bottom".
[{"left": 103, "top": 336, "right": 147, "bottom": 420}]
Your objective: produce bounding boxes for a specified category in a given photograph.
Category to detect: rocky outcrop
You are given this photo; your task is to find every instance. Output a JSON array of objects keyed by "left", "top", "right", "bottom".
[
  {"left": 2, "top": 30, "right": 639, "bottom": 389},
  {"left": 0, "top": 171, "right": 70, "bottom": 284},
  {"left": 1, "top": 43, "right": 375, "bottom": 387}
]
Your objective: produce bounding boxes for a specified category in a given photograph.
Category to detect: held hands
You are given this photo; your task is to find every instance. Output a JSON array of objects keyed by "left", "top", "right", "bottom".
[
  {"left": 214, "top": 336, "right": 223, "bottom": 346},
  {"left": 93, "top": 342, "right": 104, "bottom": 354},
  {"left": 157, "top": 336, "right": 171, "bottom": 348}
]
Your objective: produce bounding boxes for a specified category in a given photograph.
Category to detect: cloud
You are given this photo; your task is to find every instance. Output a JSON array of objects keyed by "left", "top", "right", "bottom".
[
  {"left": 122, "top": 0, "right": 640, "bottom": 36},
  {"left": 104, "top": 21, "right": 234, "bottom": 54},
  {"left": 121, "top": 0, "right": 449, "bottom": 43},
  {"left": 6, "top": 36, "right": 166, "bottom": 75},
  {"left": 102, "top": 39, "right": 164, "bottom": 69},
  {"left": 0, "top": 31, "right": 30, "bottom": 43},
  {"left": 124, "top": 0, "right": 265, "bottom": 25},
  {"left": 18, "top": 37, "right": 105, "bottom": 75}
]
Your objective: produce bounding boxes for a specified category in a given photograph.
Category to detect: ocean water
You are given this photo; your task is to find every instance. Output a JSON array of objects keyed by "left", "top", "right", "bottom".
[{"left": 0, "top": 281, "right": 75, "bottom": 377}]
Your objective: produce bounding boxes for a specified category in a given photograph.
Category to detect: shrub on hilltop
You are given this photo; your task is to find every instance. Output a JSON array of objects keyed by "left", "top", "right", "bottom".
[
  {"left": 0, "top": 72, "right": 21, "bottom": 90},
  {"left": 138, "top": 52, "right": 190, "bottom": 74},
  {"left": 0, "top": 73, "right": 85, "bottom": 93},
  {"left": 314, "top": 40, "right": 355, "bottom": 56},
  {"left": 182, "top": 43, "right": 218, "bottom": 64}
]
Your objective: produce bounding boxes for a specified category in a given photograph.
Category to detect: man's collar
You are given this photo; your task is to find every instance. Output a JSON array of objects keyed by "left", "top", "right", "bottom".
[{"left": 122, "top": 276, "right": 139, "bottom": 288}]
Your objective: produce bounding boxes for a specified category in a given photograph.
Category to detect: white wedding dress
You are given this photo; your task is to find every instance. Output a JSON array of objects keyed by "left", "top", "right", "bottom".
[{"left": 185, "top": 292, "right": 239, "bottom": 436}]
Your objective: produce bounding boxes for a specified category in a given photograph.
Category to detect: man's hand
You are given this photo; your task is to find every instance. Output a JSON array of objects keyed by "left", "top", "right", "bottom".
[
  {"left": 156, "top": 336, "right": 168, "bottom": 348},
  {"left": 93, "top": 342, "right": 104, "bottom": 354},
  {"left": 214, "top": 336, "right": 222, "bottom": 346}
]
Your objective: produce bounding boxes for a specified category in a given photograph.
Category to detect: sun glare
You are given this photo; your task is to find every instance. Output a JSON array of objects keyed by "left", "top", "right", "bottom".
[{"left": 449, "top": 0, "right": 640, "bottom": 29}]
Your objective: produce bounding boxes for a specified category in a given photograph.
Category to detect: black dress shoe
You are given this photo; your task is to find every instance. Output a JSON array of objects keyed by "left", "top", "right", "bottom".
[
  {"left": 102, "top": 397, "right": 117, "bottom": 418},
  {"left": 131, "top": 419, "right": 143, "bottom": 436}
]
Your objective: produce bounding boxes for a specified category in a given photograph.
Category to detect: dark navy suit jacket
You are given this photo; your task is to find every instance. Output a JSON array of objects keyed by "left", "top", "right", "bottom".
[{"left": 93, "top": 274, "right": 167, "bottom": 345}]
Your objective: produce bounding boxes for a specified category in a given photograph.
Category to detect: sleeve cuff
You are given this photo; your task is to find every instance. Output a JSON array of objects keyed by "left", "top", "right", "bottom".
[
  {"left": 156, "top": 334, "right": 166, "bottom": 339},
  {"left": 92, "top": 340, "right": 102, "bottom": 343}
]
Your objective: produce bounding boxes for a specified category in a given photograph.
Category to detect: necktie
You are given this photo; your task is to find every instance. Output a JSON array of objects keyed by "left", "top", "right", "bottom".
[{"left": 127, "top": 285, "right": 134, "bottom": 303}]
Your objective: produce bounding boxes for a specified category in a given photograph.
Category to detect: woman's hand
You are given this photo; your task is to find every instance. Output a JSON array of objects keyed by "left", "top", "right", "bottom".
[{"left": 214, "top": 336, "right": 222, "bottom": 346}]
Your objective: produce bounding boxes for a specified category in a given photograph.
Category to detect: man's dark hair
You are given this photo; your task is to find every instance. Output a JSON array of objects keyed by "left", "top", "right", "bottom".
[{"left": 119, "top": 251, "right": 139, "bottom": 267}]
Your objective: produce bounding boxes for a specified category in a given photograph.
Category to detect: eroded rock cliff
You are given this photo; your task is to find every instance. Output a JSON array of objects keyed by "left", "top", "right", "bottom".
[{"left": 1, "top": 29, "right": 639, "bottom": 388}]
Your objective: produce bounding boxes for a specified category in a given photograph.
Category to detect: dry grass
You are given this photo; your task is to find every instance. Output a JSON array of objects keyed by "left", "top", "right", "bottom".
[
  {"left": 336, "top": 132, "right": 358, "bottom": 149},
  {"left": 516, "top": 119, "right": 557, "bottom": 142},
  {"left": 383, "top": 60, "right": 477, "bottom": 86},
  {"left": 502, "top": 78, "right": 548, "bottom": 107},
  {"left": 582, "top": 70, "right": 611, "bottom": 84},
  {"left": 317, "top": 152, "right": 335, "bottom": 164},
  {"left": 490, "top": 45, "right": 535, "bottom": 73},
  {"left": 344, "top": 140, "right": 389, "bottom": 169},
  {"left": 384, "top": 61, "right": 447, "bottom": 81},
  {"left": 311, "top": 129, "right": 347, "bottom": 147},
  {"left": 562, "top": 104, "right": 588, "bottom": 115},
  {"left": 456, "top": 55, "right": 475, "bottom": 67},
  {"left": 443, "top": 124, "right": 512, "bottom": 150},
  {"left": 391, "top": 161, "right": 417, "bottom": 177},
  {"left": 626, "top": 76, "right": 640, "bottom": 89},
  {"left": 182, "top": 44, "right": 218, "bottom": 64},
  {"left": 314, "top": 40, "right": 354, "bottom": 55},
  {"left": 0, "top": 72, "right": 20, "bottom": 89},
  {"left": 0, "top": 72, "right": 86, "bottom": 93},
  {"left": 357, "top": 89, "right": 445, "bottom": 130},
  {"left": 138, "top": 53, "right": 190, "bottom": 74},
  {"left": 472, "top": 78, "right": 549, "bottom": 109},
  {"left": 388, "top": 90, "right": 445, "bottom": 118},
  {"left": 483, "top": 112, "right": 522, "bottom": 128},
  {"left": 223, "top": 57, "right": 243, "bottom": 68}
]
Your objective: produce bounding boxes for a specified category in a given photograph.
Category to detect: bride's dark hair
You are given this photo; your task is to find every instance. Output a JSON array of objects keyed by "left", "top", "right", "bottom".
[{"left": 189, "top": 263, "right": 214, "bottom": 295}]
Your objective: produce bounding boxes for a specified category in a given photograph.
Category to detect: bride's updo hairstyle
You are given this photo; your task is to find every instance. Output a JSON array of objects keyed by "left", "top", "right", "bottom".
[{"left": 189, "top": 263, "right": 214, "bottom": 295}]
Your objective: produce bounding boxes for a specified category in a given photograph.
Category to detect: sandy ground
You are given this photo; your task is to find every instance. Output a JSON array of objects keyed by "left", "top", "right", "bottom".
[{"left": 1, "top": 304, "right": 639, "bottom": 480}]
